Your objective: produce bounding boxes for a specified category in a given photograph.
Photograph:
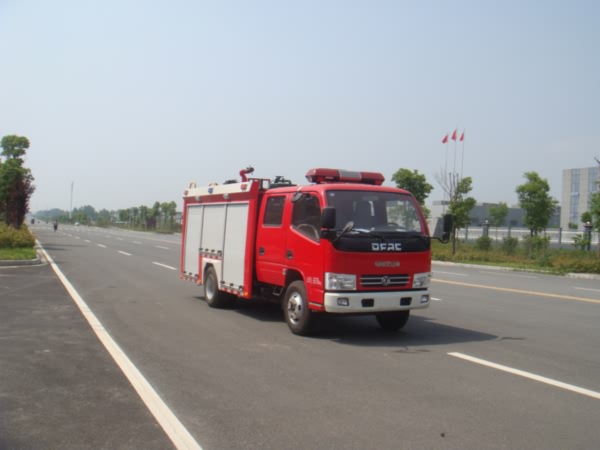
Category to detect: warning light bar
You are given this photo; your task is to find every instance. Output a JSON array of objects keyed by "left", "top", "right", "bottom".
[{"left": 305, "top": 168, "right": 385, "bottom": 186}]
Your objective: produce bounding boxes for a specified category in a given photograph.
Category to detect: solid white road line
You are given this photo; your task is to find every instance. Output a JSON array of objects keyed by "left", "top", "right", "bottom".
[
  {"left": 480, "top": 271, "right": 538, "bottom": 279},
  {"left": 434, "top": 271, "right": 467, "bottom": 277},
  {"left": 155, "top": 246, "right": 170, "bottom": 250},
  {"left": 37, "top": 242, "right": 203, "bottom": 450},
  {"left": 575, "top": 287, "right": 600, "bottom": 293},
  {"left": 97, "top": 244, "right": 107, "bottom": 248},
  {"left": 448, "top": 352, "right": 600, "bottom": 401},
  {"left": 118, "top": 251, "right": 132, "bottom": 256},
  {"left": 431, "top": 297, "right": 442, "bottom": 302},
  {"left": 153, "top": 262, "right": 177, "bottom": 271},
  {"left": 133, "top": 241, "right": 142, "bottom": 245},
  {"left": 435, "top": 279, "right": 600, "bottom": 304},
  {"left": 84, "top": 240, "right": 91, "bottom": 243}
]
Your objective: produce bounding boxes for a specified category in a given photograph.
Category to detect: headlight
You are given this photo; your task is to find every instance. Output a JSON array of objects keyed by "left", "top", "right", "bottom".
[
  {"left": 412, "top": 272, "right": 431, "bottom": 289},
  {"left": 325, "top": 273, "right": 356, "bottom": 290}
]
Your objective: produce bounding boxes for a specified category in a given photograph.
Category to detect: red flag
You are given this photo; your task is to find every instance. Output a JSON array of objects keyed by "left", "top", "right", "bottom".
[
  {"left": 442, "top": 134, "right": 448, "bottom": 144},
  {"left": 451, "top": 129, "right": 457, "bottom": 141},
  {"left": 460, "top": 131, "right": 465, "bottom": 141}
]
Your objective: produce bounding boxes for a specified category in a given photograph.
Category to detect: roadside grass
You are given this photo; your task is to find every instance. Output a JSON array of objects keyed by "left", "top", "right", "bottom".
[
  {"left": 0, "top": 224, "right": 37, "bottom": 260},
  {"left": 432, "top": 240, "right": 600, "bottom": 275},
  {"left": 0, "top": 247, "right": 37, "bottom": 260}
]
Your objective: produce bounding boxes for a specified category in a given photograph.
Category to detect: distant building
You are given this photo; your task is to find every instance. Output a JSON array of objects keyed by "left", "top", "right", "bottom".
[{"left": 561, "top": 166, "right": 599, "bottom": 229}]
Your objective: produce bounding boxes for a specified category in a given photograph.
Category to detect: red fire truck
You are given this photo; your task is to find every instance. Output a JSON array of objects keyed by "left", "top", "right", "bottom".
[{"left": 180, "top": 167, "right": 450, "bottom": 335}]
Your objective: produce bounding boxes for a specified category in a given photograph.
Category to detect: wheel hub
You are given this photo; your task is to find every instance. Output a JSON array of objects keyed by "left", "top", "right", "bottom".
[{"left": 287, "top": 292, "right": 304, "bottom": 324}]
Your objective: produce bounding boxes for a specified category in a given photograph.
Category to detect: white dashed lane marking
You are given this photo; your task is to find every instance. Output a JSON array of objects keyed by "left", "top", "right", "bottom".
[
  {"left": 449, "top": 352, "right": 600, "bottom": 400},
  {"left": 153, "top": 262, "right": 177, "bottom": 271}
]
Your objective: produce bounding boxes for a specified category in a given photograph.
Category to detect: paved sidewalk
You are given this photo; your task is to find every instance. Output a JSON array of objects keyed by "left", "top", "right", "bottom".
[{"left": 0, "top": 264, "right": 175, "bottom": 450}]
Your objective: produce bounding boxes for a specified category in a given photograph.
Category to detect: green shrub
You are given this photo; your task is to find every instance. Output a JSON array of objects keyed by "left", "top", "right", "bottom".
[
  {"left": 572, "top": 233, "right": 591, "bottom": 251},
  {"left": 0, "top": 224, "right": 35, "bottom": 248},
  {"left": 522, "top": 235, "right": 550, "bottom": 259},
  {"left": 501, "top": 236, "right": 519, "bottom": 255},
  {"left": 475, "top": 235, "right": 493, "bottom": 251}
]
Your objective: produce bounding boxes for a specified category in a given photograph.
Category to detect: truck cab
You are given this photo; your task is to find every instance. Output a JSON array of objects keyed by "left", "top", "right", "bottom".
[{"left": 254, "top": 169, "right": 435, "bottom": 335}]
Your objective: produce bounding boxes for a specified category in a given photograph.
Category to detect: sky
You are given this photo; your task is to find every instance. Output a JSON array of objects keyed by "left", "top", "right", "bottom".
[{"left": 1, "top": 0, "right": 599, "bottom": 213}]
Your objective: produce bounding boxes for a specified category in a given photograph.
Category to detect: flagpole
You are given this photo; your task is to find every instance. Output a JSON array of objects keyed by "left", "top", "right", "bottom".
[
  {"left": 452, "top": 127, "right": 458, "bottom": 178},
  {"left": 442, "top": 133, "right": 449, "bottom": 214},
  {"left": 70, "top": 181, "right": 74, "bottom": 220},
  {"left": 445, "top": 140, "right": 449, "bottom": 182},
  {"left": 460, "top": 129, "right": 465, "bottom": 180}
]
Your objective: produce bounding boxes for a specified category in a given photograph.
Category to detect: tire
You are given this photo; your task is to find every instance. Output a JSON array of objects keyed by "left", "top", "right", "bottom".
[
  {"left": 283, "top": 281, "right": 313, "bottom": 336},
  {"left": 204, "top": 266, "right": 236, "bottom": 309},
  {"left": 375, "top": 310, "right": 410, "bottom": 331}
]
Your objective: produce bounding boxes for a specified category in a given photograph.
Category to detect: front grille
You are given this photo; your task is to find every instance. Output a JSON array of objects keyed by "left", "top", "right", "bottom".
[{"left": 360, "top": 274, "right": 410, "bottom": 287}]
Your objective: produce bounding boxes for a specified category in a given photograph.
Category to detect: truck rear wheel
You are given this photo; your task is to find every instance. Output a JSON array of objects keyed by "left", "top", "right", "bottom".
[
  {"left": 375, "top": 310, "right": 410, "bottom": 331},
  {"left": 283, "top": 281, "right": 313, "bottom": 336},
  {"left": 204, "top": 266, "right": 236, "bottom": 309}
]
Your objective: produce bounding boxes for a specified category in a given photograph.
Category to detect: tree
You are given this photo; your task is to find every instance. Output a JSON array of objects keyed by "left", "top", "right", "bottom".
[
  {"left": 149, "top": 201, "right": 161, "bottom": 229},
  {"left": 96, "top": 209, "right": 113, "bottom": 227},
  {"left": 391, "top": 168, "right": 433, "bottom": 219},
  {"left": 391, "top": 168, "right": 433, "bottom": 207},
  {"left": 1, "top": 135, "right": 30, "bottom": 161},
  {"left": 160, "top": 201, "right": 177, "bottom": 230},
  {"left": 447, "top": 177, "right": 476, "bottom": 253},
  {"left": 516, "top": 172, "right": 558, "bottom": 236},
  {"left": 130, "top": 206, "right": 139, "bottom": 226},
  {"left": 436, "top": 170, "right": 477, "bottom": 253},
  {"left": 118, "top": 209, "right": 130, "bottom": 223},
  {"left": 589, "top": 191, "right": 600, "bottom": 257},
  {"left": 581, "top": 211, "right": 592, "bottom": 226},
  {"left": 138, "top": 205, "right": 149, "bottom": 229},
  {"left": 0, "top": 135, "right": 35, "bottom": 227},
  {"left": 489, "top": 202, "right": 509, "bottom": 227}
]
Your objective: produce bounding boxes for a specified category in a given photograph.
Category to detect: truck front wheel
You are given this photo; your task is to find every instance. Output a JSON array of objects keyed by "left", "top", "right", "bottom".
[
  {"left": 375, "top": 310, "right": 410, "bottom": 331},
  {"left": 204, "top": 266, "right": 236, "bottom": 309},
  {"left": 283, "top": 281, "right": 313, "bottom": 336}
]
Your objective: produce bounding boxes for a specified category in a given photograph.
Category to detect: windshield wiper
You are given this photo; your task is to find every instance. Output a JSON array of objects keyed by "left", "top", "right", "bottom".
[
  {"left": 334, "top": 221, "right": 387, "bottom": 242},
  {"left": 399, "top": 231, "right": 429, "bottom": 243}
]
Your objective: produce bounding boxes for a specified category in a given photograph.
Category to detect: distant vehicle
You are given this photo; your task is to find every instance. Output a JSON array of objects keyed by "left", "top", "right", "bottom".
[
  {"left": 180, "top": 166, "right": 452, "bottom": 335},
  {"left": 75, "top": 222, "right": 80, "bottom": 226}
]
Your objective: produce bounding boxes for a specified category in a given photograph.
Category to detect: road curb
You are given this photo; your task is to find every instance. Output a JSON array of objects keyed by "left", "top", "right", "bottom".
[
  {"left": 566, "top": 272, "right": 600, "bottom": 280},
  {"left": 433, "top": 260, "right": 600, "bottom": 280},
  {"left": 0, "top": 247, "right": 45, "bottom": 267}
]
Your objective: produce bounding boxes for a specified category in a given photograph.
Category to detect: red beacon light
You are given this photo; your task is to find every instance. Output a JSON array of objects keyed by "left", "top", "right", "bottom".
[{"left": 305, "top": 168, "right": 385, "bottom": 186}]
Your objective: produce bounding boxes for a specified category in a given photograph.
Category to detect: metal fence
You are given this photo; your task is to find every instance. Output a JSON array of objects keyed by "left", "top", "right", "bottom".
[{"left": 457, "top": 226, "right": 599, "bottom": 248}]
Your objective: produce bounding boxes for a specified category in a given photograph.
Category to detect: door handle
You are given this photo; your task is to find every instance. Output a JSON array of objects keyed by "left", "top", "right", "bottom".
[
  {"left": 286, "top": 250, "right": 293, "bottom": 260},
  {"left": 259, "top": 247, "right": 265, "bottom": 256}
]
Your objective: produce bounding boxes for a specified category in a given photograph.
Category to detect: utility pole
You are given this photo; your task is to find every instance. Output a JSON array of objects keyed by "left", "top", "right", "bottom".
[{"left": 70, "top": 181, "right": 74, "bottom": 220}]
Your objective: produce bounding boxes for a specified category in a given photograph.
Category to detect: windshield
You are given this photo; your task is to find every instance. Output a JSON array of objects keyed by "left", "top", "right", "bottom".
[{"left": 325, "top": 190, "right": 426, "bottom": 234}]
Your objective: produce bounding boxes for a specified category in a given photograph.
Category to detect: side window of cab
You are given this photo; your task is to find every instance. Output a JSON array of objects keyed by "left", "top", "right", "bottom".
[
  {"left": 263, "top": 196, "right": 285, "bottom": 226},
  {"left": 292, "top": 194, "right": 321, "bottom": 241}
]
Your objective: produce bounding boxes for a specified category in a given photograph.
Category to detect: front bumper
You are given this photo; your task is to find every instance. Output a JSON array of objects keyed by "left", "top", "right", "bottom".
[{"left": 323, "top": 289, "right": 430, "bottom": 313}]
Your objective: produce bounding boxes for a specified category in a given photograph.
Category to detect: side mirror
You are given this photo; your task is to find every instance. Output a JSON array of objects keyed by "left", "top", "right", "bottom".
[
  {"left": 321, "top": 206, "right": 336, "bottom": 230},
  {"left": 441, "top": 214, "right": 453, "bottom": 243},
  {"left": 433, "top": 214, "right": 453, "bottom": 243}
]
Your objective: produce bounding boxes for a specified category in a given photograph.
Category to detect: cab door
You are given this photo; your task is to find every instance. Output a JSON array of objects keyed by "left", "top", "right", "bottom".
[
  {"left": 255, "top": 193, "right": 289, "bottom": 286},
  {"left": 285, "top": 192, "right": 324, "bottom": 301}
]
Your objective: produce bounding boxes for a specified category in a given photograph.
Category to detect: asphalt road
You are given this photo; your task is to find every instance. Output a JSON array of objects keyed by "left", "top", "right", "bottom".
[{"left": 2, "top": 223, "right": 599, "bottom": 449}]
